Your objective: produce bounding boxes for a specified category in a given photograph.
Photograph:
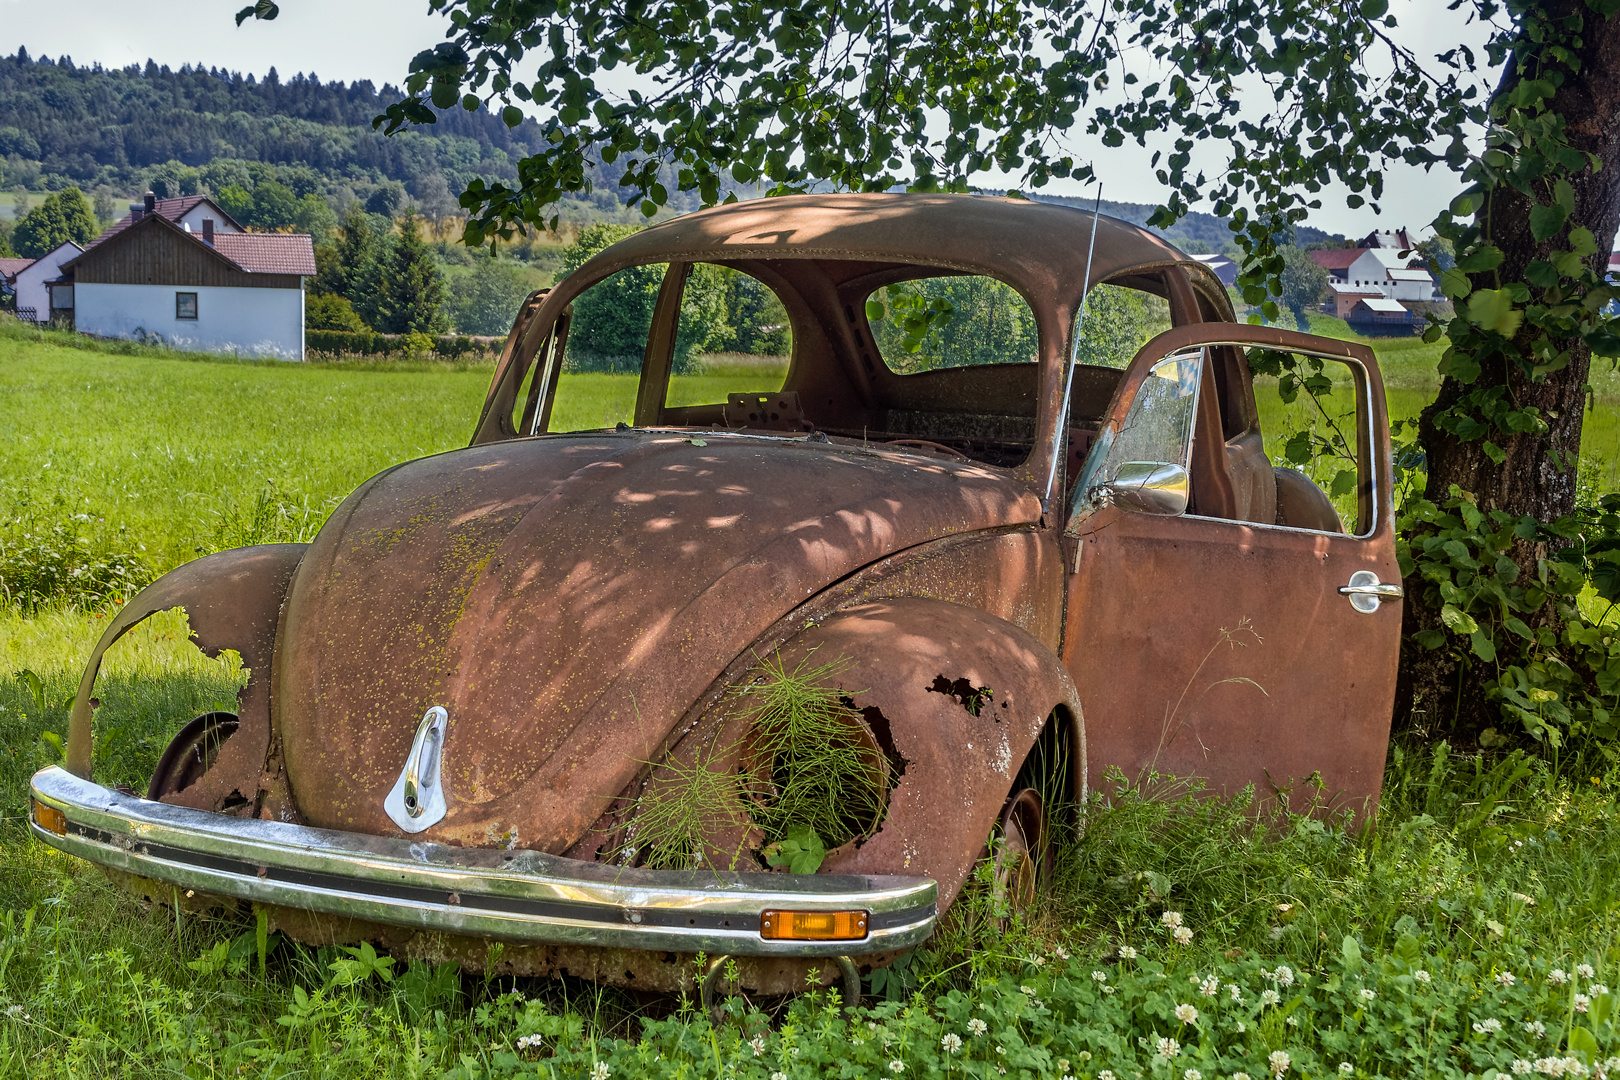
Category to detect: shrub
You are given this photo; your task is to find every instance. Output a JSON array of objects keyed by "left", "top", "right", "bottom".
[
  {"left": 304, "top": 292, "right": 367, "bottom": 331},
  {"left": 0, "top": 491, "right": 150, "bottom": 611},
  {"left": 304, "top": 329, "right": 501, "bottom": 360}
]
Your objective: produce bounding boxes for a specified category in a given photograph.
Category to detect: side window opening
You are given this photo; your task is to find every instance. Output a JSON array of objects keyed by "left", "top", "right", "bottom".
[
  {"left": 664, "top": 265, "right": 792, "bottom": 414},
  {"left": 1246, "top": 348, "right": 1370, "bottom": 535}
]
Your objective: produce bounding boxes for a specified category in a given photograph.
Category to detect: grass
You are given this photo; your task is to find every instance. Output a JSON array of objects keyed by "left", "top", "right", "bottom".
[{"left": 4, "top": 319, "right": 1620, "bottom": 1076}]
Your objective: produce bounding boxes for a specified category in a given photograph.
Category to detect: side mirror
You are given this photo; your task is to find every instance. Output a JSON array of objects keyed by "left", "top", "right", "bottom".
[{"left": 1090, "top": 461, "right": 1189, "bottom": 516}]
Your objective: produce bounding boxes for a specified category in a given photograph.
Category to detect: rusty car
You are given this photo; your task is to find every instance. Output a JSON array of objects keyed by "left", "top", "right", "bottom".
[{"left": 29, "top": 193, "right": 1403, "bottom": 1002}]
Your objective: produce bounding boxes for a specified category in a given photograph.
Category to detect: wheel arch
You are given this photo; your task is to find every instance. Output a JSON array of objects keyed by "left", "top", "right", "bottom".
[
  {"left": 65, "top": 544, "right": 307, "bottom": 814},
  {"left": 770, "top": 596, "right": 1085, "bottom": 912}
]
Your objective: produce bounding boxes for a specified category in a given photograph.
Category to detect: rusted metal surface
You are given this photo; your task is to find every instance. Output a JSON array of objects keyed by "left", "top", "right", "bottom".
[
  {"left": 66, "top": 544, "right": 306, "bottom": 814},
  {"left": 50, "top": 195, "right": 1407, "bottom": 979},
  {"left": 1063, "top": 324, "right": 1401, "bottom": 816}
]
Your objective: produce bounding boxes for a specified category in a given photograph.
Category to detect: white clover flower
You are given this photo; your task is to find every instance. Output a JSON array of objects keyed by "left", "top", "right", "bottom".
[
  {"left": 4, "top": 1004, "right": 23, "bottom": 1018},
  {"left": 751, "top": 1035, "right": 766, "bottom": 1057},
  {"left": 591, "top": 1064, "right": 611, "bottom": 1080},
  {"left": 941, "top": 1033, "right": 962, "bottom": 1054},
  {"left": 1274, "top": 966, "right": 1295, "bottom": 988},
  {"left": 772, "top": 1074, "right": 787, "bottom": 1080},
  {"left": 889, "top": 1061, "right": 905, "bottom": 1074},
  {"left": 1162, "top": 911, "right": 1184, "bottom": 929},
  {"left": 1277, "top": 902, "right": 1294, "bottom": 914},
  {"left": 1228, "top": 983, "right": 1243, "bottom": 1002},
  {"left": 968, "top": 1018, "right": 988, "bottom": 1036},
  {"left": 1593, "top": 984, "right": 1610, "bottom": 997},
  {"left": 1098, "top": 1072, "right": 1117, "bottom": 1080},
  {"left": 1260, "top": 989, "right": 1281, "bottom": 1006},
  {"left": 1550, "top": 969, "right": 1570, "bottom": 986},
  {"left": 791, "top": 1047, "right": 801, "bottom": 1056},
  {"left": 1174, "top": 926, "right": 1194, "bottom": 945},
  {"left": 1269, "top": 926, "right": 1286, "bottom": 941},
  {"left": 1414, "top": 969, "right": 1431, "bottom": 984},
  {"left": 1054, "top": 944, "right": 1071, "bottom": 960},
  {"left": 1234, "top": 1020, "right": 1247, "bottom": 1034},
  {"left": 1093, "top": 970, "right": 1109, "bottom": 983},
  {"left": 1359, "top": 989, "right": 1376, "bottom": 1001},
  {"left": 1286, "top": 1015, "right": 1299, "bottom": 1027},
  {"left": 1156, "top": 1036, "right": 1181, "bottom": 1059},
  {"left": 996, "top": 1047, "right": 1005, "bottom": 1056},
  {"left": 1185, "top": 1070, "right": 1203, "bottom": 1080},
  {"left": 1269, "top": 1050, "right": 1292, "bottom": 1076},
  {"left": 1496, "top": 971, "right": 1518, "bottom": 987},
  {"left": 1536, "top": 1057, "right": 1567, "bottom": 1077},
  {"left": 1077, "top": 1052, "right": 1091, "bottom": 1063},
  {"left": 1578, "top": 964, "right": 1596, "bottom": 979},
  {"left": 1175, "top": 1003, "right": 1198, "bottom": 1024},
  {"left": 1513, "top": 892, "right": 1537, "bottom": 906},
  {"left": 1020, "top": 984, "right": 1036, "bottom": 996},
  {"left": 1103, "top": 985, "right": 1117, "bottom": 995},
  {"left": 1527, "top": 1021, "right": 1547, "bottom": 1039},
  {"left": 1339, "top": 1064, "right": 1354, "bottom": 1076},
  {"left": 1027, "top": 954, "right": 1047, "bottom": 967},
  {"left": 516, "top": 1034, "right": 544, "bottom": 1051},
  {"left": 1058, "top": 1058, "right": 1071, "bottom": 1074},
  {"left": 1513, "top": 1062, "right": 1534, "bottom": 1076},
  {"left": 1233, "top": 1074, "right": 1252, "bottom": 1080},
  {"left": 1117, "top": 945, "right": 1138, "bottom": 960},
  {"left": 1474, "top": 1019, "right": 1503, "bottom": 1034},
  {"left": 1576, "top": 994, "right": 1592, "bottom": 1013},
  {"left": 1199, "top": 975, "right": 1220, "bottom": 997}
]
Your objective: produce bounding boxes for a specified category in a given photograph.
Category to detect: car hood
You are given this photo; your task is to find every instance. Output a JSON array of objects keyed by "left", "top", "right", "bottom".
[{"left": 275, "top": 432, "right": 1041, "bottom": 851}]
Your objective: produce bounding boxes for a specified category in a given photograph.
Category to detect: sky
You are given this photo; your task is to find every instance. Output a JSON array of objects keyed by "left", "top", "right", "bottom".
[{"left": 0, "top": 0, "right": 1502, "bottom": 240}]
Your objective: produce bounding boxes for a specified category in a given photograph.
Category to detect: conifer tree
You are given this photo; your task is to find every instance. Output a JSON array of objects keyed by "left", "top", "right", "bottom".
[
  {"left": 323, "top": 205, "right": 384, "bottom": 330},
  {"left": 378, "top": 208, "right": 447, "bottom": 335}
]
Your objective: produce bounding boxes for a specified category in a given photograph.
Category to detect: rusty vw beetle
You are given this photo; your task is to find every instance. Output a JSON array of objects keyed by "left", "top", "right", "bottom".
[{"left": 30, "top": 193, "right": 1402, "bottom": 997}]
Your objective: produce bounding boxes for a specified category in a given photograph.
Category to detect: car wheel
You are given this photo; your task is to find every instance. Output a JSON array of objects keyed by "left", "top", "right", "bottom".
[
  {"left": 147, "top": 711, "right": 239, "bottom": 801},
  {"left": 991, "top": 786, "right": 1049, "bottom": 922}
]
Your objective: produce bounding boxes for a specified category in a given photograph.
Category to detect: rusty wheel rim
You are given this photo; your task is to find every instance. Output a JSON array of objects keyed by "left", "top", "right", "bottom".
[{"left": 993, "top": 787, "right": 1046, "bottom": 915}]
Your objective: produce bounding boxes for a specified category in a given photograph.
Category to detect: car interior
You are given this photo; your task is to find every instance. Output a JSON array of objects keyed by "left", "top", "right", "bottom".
[{"left": 513, "top": 258, "right": 1357, "bottom": 535}]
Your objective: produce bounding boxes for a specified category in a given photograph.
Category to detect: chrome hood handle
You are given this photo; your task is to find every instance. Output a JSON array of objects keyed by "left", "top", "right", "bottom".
[{"left": 385, "top": 706, "right": 449, "bottom": 832}]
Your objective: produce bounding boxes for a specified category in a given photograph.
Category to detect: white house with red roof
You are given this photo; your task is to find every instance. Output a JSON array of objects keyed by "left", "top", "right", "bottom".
[
  {"left": 56, "top": 194, "right": 315, "bottom": 360},
  {"left": 1, "top": 241, "right": 84, "bottom": 323},
  {"left": 1310, "top": 244, "right": 1438, "bottom": 316}
]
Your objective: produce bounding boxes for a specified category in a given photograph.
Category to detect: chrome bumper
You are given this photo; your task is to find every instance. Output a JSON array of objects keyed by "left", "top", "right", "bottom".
[{"left": 29, "top": 766, "right": 937, "bottom": 957}]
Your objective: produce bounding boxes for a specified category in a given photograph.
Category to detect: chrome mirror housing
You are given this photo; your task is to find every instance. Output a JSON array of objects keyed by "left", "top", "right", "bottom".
[{"left": 1090, "top": 461, "right": 1190, "bottom": 517}]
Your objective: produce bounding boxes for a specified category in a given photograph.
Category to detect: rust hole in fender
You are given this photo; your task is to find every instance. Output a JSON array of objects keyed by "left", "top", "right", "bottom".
[{"left": 928, "top": 675, "right": 995, "bottom": 717}]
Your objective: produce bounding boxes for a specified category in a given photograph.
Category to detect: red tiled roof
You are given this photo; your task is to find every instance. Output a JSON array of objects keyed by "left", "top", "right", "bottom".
[
  {"left": 211, "top": 233, "right": 317, "bottom": 276},
  {"left": 90, "top": 196, "right": 243, "bottom": 249},
  {"left": 1309, "top": 248, "right": 1365, "bottom": 272},
  {"left": 0, "top": 257, "right": 33, "bottom": 280}
]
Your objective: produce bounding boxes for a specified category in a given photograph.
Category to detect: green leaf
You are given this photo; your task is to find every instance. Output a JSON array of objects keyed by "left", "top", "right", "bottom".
[
  {"left": 1456, "top": 246, "right": 1504, "bottom": 274},
  {"left": 1465, "top": 290, "right": 1524, "bottom": 338},
  {"left": 1569, "top": 1025, "right": 1599, "bottom": 1058},
  {"left": 763, "top": 826, "right": 826, "bottom": 874},
  {"left": 1530, "top": 202, "right": 1571, "bottom": 242},
  {"left": 1441, "top": 604, "right": 1479, "bottom": 635},
  {"left": 1330, "top": 470, "right": 1357, "bottom": 499},
  {"left": 1341, "top": 934, "right": 1363, "bottom": 972},
  {"left": 1470, "top": 630, "right": 1496, "bottom": 662},
  {"left": 1393, "top": 932, "right": 1422, "bottom": 970},
  {"left": 1440, "top": 268, "right": 1473, "bottom": 300}
]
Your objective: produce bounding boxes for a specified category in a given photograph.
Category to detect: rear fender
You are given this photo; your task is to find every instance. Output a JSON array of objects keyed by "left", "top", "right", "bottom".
[
  {"left": 65, "top": 544, "right": 307, "bottom": 813},
  {"left": 772, "top": 597, "right": 1085, "bottom": 911}
]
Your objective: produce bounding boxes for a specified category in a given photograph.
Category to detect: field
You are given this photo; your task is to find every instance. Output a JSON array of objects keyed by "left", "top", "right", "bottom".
[{"left": 3, "top": 318, "right": 1620, "bottom": 1077}]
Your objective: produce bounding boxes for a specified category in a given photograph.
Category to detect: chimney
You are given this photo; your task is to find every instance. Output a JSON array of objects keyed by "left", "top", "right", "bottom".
[
  {"left": 129, "top": 201, "right": 143, "bottom": 222},
  {"left": 143, "top": 192, "right": 156, "bottom": 214},
  {"left": 202, "top": 218, "right": 214, "bottom": 245}
]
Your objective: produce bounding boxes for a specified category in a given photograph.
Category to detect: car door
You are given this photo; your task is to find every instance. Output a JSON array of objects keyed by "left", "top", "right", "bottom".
[{"left": 1061, "top": 323, "right": 1402, "bottom": 817}]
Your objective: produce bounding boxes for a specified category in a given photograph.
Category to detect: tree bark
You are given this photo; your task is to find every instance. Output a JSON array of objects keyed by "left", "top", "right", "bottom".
[{"left": 1398, "top": 2, "right": 1620, "bottom": 741}]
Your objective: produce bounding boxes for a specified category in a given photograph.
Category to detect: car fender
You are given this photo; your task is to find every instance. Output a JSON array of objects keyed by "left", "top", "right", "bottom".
[
  {"left": 766, "top": 597, "right": 1085, "bottom": 911},
  {"left": 66, "top": 544, "right": 307, "bottom": 813}
]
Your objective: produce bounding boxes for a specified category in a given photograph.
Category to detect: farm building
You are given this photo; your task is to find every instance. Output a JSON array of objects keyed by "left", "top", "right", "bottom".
[
  {"left": 1346, "top": 296, "right": 1417, "bottom": 336},
  {"left": 1, "top": 240, "right": 83, "bottom": 323},
  {"left": 54, "top": 195, "right": 315, "bottom": 360}
]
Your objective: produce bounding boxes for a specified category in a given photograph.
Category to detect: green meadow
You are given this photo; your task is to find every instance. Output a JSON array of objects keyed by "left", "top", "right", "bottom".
[{"left": 2, "top": 317, "right": 1620, "bottom": 1077}]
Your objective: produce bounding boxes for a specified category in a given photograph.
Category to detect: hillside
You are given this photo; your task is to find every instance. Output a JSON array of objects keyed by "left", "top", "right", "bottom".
[{"left": 0, "top": 48, "right": 673, "bottom": 218}]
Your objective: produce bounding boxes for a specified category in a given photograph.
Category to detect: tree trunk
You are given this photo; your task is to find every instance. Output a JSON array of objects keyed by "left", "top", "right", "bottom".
[{"left": 1398, "top": 2, "right": 1620, "bottom": 741}]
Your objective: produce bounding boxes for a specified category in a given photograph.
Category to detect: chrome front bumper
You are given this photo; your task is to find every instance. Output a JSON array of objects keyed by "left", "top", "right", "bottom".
[{"left": 29, "top": 767, "right": 937, "bottom": 957}]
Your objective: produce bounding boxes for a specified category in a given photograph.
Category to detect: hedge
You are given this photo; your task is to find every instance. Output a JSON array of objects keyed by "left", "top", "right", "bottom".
[{"left": 304, "top": 330, "right": 504, "bottom": 359}]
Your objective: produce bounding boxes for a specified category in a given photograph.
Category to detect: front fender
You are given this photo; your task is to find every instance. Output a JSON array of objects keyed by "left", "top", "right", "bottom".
[
  {"left": 66, "top": 545, "right": 307, "bottom": 812},
  {"left": 772, "top": 597, "right": 1085, "bottom": 912}
]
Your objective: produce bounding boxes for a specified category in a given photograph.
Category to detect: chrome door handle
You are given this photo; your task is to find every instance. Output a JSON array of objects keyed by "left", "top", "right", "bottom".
[{"left": 1339, "top": 570, "right": 1403, "bottom": 613}]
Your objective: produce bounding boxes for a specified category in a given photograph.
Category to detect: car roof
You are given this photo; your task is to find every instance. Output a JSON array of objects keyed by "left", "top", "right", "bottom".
[{"left": 576, "top": 192, "right": 1208, "bottom": 311}]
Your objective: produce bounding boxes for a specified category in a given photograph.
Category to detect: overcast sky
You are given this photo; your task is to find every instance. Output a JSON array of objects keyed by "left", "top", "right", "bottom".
[{"left": 0, "top": 0, "right": 1499, "bottom": 239}]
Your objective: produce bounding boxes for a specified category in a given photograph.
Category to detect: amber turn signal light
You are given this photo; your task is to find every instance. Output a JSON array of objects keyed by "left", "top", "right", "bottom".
[
  {"left": 759, "top": 909, "right": 868, "bottom": 941},
  {"left": 31, "top": 800, "right": 66, "bottom": 836}
]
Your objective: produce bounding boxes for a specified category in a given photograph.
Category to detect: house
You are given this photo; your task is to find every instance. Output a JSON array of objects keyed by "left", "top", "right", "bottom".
[
  {"left": 1346, "top": 296, "right": 1416, "bottom": 336},
  {"left": 1326, "top": 281, "right": 1384, "bottom": 319},
  {"left": 1309, "top": 245, "right": 1438, "bottom": 311},
  {"left": 1359, "top": 228, "right": 1416, "bottom": 250},
  {"left": 54, "top": 194, "right": 314, "bottom": 359},
  {"left": 0, "top": 257, "right": 29, "bottom": 311},
  {"left": 1190, "top": 253, "right": 1239, "bottom": 286},
  {"left": 3, "top": 241, "right": 82, "bottom": 323}
]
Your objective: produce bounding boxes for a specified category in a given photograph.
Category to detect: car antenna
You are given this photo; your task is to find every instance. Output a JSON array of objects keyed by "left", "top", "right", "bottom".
[{"left": 1042, "top": 186, "right": 1103, "bottom": 517}]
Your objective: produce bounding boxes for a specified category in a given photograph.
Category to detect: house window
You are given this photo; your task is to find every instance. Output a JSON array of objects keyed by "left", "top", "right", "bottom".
[{"left": 176, "top": 292, "right": 198, "bottom": 320}]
